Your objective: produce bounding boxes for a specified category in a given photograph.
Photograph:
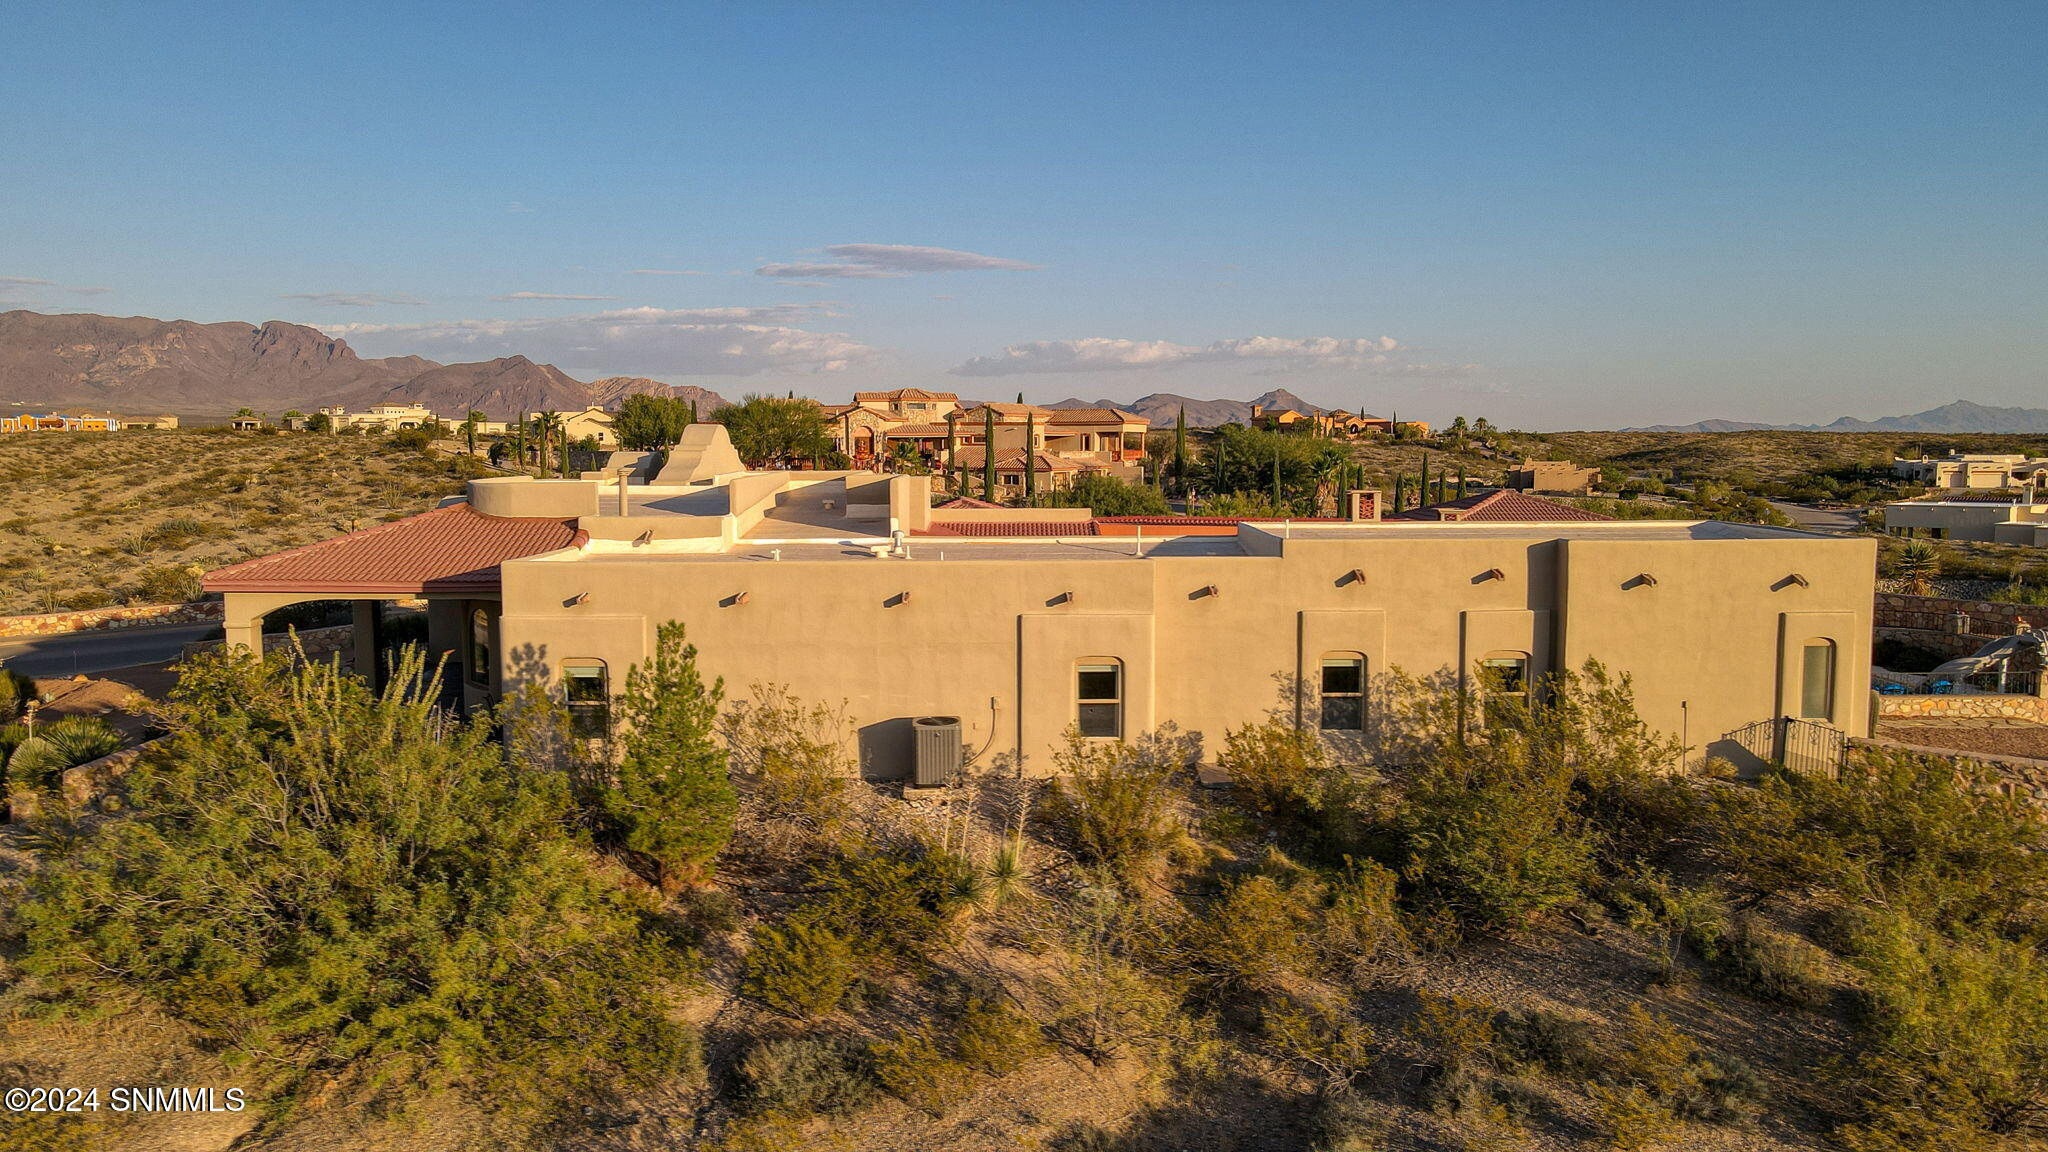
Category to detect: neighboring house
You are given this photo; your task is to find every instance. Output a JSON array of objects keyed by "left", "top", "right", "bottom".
[
  {"left": 1392, "top": 489, "right": 1612, "bottom": 522},
  {"left": 1892, "top": 453, "right": 2048, "bottom": 490},
  {"left": 228, "top": 415, "right": 262, "bottom": 431},
  {"left": 0, "top": 412, "right": 121, "bottom": 432},
  {"left": 527, "top": 407, "right": 619, "bottom": 448},
  {"left": 948, "top": 446, "right": 1092, "bottom": 494},
  {"left": 206, "top": 426, "right": 1875, "bottom": 780},
  {"left": 1882, "top": 497, "right": 2048, "bottom": 545},
  {"left": 852, "top": 388, "right": 962, "bottom": 421},
  {"left": 1250, "top": 405, "right": 1425, "bottom": 437},
  {"left": 1504, "top": 460, "right": 1599, "bottom": 495},
  {"left": 827, "top": 394, "right": 1149, "bottom": 480}
]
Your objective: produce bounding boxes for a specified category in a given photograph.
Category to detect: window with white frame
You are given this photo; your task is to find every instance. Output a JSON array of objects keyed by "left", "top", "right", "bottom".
[
  {"left": 1319, "top": 654, "right": 1366, "bottom": 731},
  {"left": 1800, "top": 639, "right": 1836, "bottom": 721},
  {"left": 1478, "top": 652, "right": 1530, "bottom": 725},
  {"left": 1077, "top": 660, "right": 1123, "bottom": 738},
  {"left": 564, "top": 660, "right": 610, "bottom": 738}
]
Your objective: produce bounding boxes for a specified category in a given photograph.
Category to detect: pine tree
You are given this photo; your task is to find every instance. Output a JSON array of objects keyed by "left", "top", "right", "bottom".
[{"left": 603, "top": 621, "right": 736, "bottom": 890}]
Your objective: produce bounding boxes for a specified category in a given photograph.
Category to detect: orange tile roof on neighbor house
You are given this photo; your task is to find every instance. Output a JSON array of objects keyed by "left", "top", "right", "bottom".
[
  {"left": 1392, "top": 490, "right": 1613, "bottom": 523},
  {"left": 1045, "top": 407, "right": 1146, "bottom": 425},
  {"left": 203, "top": 503, "right": 581, "bottom": 595},
  {"left": 854, "top": 388, "right": 959, "bottom": 402}
]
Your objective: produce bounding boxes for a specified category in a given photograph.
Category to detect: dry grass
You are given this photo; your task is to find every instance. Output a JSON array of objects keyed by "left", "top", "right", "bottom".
[{"left": 0, "top": 429, "right": 489, "bottom": 612}]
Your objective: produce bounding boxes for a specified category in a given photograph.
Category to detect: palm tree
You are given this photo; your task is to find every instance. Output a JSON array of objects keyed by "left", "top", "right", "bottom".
[{"left": 531, "top": 411, "right": 563, "bottom": 478}]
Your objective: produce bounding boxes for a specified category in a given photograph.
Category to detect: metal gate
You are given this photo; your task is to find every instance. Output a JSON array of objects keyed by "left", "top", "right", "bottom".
[{"left": 1727, "top": 716, "right": 1847, "bottom": 778}]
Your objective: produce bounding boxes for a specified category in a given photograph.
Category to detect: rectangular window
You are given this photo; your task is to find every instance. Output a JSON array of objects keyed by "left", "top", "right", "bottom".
[
  {"left": 1319, "top": 657, "right": 1365, "bottom": 731},
  {"left": 1077, "top": 662, "right": 1122, "bottom": 738},
  {"left": 1479, "top": 655, "right": 1529, "bottom": 727},
  {"left": 1800, "top": 641, "right": 1835, "bottom": 721},
  {"left": 565, "top": 662, "right": 610, "bottom": 738},
  {"left": 467, "top": 607, "right": 492, "bottom": 687}
]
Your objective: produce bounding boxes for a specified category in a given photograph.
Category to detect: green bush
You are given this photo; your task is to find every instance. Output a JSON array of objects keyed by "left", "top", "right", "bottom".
[
  {"left": 131, "top": 564, "right": 204, "bottom": 604},
  {"left": 734, "top": 1034, "right": 878, "bottom": 1117},
  {"left": 1182, "top": 873, "right": 1311, "bottom": 991},
  {"left": 871, "top": 1025, "right": 977, "bottom": 1116},
  {"left": 1260, "top": 994, "right": 1375, "bottom": 1092},
  {"left": 1041, "top": 729, "right": 1190, "bottom": 881},
  {"left": 600, "top": 620, "right": 737, "bottom": 889},
  {"left": 13, "top": 648, "right": 698, "bottom": 1120},
  {"left": 1313, "top": 858, "right": 1411, "bottom": 980},
  {"left": 804, "top": 838, "right": 977, "bottom": 961},
  {"left": 1831, "top": 911, "right": 2048, "bottom": 1149},
  {"left": 740, "top": 920, "right": 857, "bottom": 1018},
  {"left": 952, "top": 995, "right": 1046, "bottom": 1074},
  {"left": 1716, "top": 917, "right": 1832, "bottom": 1009}
]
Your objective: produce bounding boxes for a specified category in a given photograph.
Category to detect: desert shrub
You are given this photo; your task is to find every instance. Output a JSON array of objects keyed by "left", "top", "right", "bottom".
[
  {"left": 804, "top": 837, "right": 977, "bottom": 961},
  {"left": 1384, "top": 661, "right": 1677, "bottom": 934},
  {"left": 1041, "top": 727, "right": 1192, "bottom": 881},
  {"left": 58, "top": 587, "right": 115, "bottom": 610},
  {"left": 871, "top": 1025, "right": 976, "bottom": 1116},
  {"left": 1042, "top": 890, "right": 1219, "bottom": 1072},
  {"left": 390, "top": 427, "right": 434, "bottom": 452},
  {"left": 734, "top": 1034, "right": 878, "bottom": 1117},
  {"left": 1307, "top": 1088, "right": 1389, "bottom": 1152},
  {"left": 1219, "top": 718, "right": 1369, "bottom": 854},
  {"left": 1715, "top": 916, "right": 1832, "bottom": 1008},
  {"left": 11, "top": 647, "right": 697, "bottom": 1120},
  {"left": 1405, "top": 992, "right": 1498, "bottom": 1087},
  {"left": 1182, "top": 873, "right": 1312, "bottom": 991},
  {"left": 1606, "top": 869, "right": 1731, "bottom": 979},
  {"left": 953, "top": 995, "right": 1048, "bottom": 1074},
  {"left": 1495, "top": 1008, "right": 1606, "bottom": 1081},
  {"left": 131, "top": 564, "right": 204, "bottom": 604},
  {"left": 0, "top": 665, "right": 32, "bottom": 722},
  {"left": 719, "top": 683, "right": 854, "bottom": 836},
  {"left": 1704, "top": 748, "right": 2048, "bottom": 937},
  {"left": 1313, "top": 857, "right": 1411, "bottom": 980},
  {"left": 1831, "top": 911, "right": 2048, "bottom": 1149},
  {"left": 1260, "top": 994, "right": 1375, "bottom": 1091},
  {"left": 1584, "top": 1004, "right": 1756, "bottom": 1147},
  {"left": 740, "top": 920, "right": 857, "bottom": 1018}
]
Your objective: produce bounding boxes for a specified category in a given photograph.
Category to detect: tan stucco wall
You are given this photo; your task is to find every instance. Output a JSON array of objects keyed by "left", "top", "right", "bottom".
[{"left": 494, "top": 527, "right": 1874, "bottom": 779}]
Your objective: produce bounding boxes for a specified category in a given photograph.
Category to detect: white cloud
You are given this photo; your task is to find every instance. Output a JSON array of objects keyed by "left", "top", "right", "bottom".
[
  {"left": 626, "top": 268, "right": 708, "bottom": 276},
  {"left": 757, "top": 261, "right": 904, "bottom": 279},
  {"left": 0, "top": 276, "right": 57, "bottom": 288},
  {"left": 757, "top": 243, "right": 1042, "bottom": 279},
  {"left": 281, "top": 291, "right": 427, "bottom": 307},
  {"left": 953, "top": 335, "right": 1474, "bottom": 378},
  {"left": 326, "top": 305, "right": 880, "bottom": 377},
  {"left": 68, "top": 286, "right": 111, "bottom": 296},
  {"left": 491, "top": 291, "right": 621, "bottom": 302}
]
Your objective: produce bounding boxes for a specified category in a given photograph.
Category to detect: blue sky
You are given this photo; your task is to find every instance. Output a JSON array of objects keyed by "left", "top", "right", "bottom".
[{"left": 2, "top": 1, "right": 2043, "bottom": 427}]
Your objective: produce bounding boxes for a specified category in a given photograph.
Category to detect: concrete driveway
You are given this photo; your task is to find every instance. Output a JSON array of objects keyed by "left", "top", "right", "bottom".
[{"left": 1768, "top": 501, "right": 1866, "bottom": 534}]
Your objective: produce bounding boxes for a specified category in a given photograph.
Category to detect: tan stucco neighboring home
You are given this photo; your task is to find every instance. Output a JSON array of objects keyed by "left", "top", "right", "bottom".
[
  {"left": 528, "top": 407, "right": 619, "bottom": 448},
  {"left": 827, "top": 394, "right": 1148, "bottom": 479},
  {"left": 1250, "top": 404, "right": 1421, "bottom": 437},
  {"left": 1891, "top": 452, "right": 2048, "bottom": 490},
  {"left": 1883, "top": 496, "right": 2048, "bottom": 544},
  {"left": 852, "top": 388, "right": 961, "bottom": 421},
  {"left": 1505, "top": 460, "right": 1599, "bottom": 495},
  {"left": 206, "top": 424, "right": 1874, "bottom": 781}
]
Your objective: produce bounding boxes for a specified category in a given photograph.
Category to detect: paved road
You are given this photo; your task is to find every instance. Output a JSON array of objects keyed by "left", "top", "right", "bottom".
[
  {"left": 1768, "top": 501, "right": 1866, "bottom": 534},
  {"left": 0, "top": 622, "right": 221, "bottom": 677}
]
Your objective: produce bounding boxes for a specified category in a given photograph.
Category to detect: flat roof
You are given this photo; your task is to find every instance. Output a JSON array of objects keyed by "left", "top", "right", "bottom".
[{"left": 1256, "top": 520, "right": 1833, "bottom": 541}]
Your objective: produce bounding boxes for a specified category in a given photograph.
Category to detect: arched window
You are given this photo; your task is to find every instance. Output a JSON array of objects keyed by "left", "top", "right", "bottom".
[
  {"left": 467, "top": 607, "right": 492, "bottom": 687},
  {"left": 1800, "top": 639, "right": 1836, "bottom": 721},
  {"left": 1077, "top": 659, "right": 1123, "bottom": 738},
  {"left": 1319, "top": 653, "right": 1366, "bottom": 731},
  {"left": 564, "top": 659, "right": 610, "bottom": 738}
]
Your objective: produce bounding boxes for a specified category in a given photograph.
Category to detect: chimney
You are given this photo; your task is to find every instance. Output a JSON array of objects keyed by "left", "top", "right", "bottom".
[
  {"left": 1348, "top": 488, "right": 1382, "bottom": 522},
  {"left": 1250, "top": 404, "right": 1265, "bottom": 421}
]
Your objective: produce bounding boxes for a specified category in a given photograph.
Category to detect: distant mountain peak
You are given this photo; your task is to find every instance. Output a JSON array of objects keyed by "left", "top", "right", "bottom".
[{"left": 1629, "top": 400, "right": 2048, "bottom": 434}]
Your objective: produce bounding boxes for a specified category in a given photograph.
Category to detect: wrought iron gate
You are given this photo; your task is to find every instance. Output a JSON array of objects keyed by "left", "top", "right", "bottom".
[{"left": 1727, "top": 716, "right": 1847, "bottom": 777}]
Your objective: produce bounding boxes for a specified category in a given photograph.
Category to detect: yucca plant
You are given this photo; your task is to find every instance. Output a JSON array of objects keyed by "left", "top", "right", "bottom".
[
  {"left": 1894, "top": 540, "right": 1943, "bottom": 596},
  {"left": 42, "top": 716, "right": 124, "bottom": 766}
]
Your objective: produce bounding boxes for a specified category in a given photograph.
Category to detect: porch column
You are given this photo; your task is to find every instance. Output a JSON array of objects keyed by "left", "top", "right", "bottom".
[
  {"left": 222, "top": 594, "right": 267, "bottom": 655},
  {"left": 352, "top": 599, "right": 385, "bottom": 691}
]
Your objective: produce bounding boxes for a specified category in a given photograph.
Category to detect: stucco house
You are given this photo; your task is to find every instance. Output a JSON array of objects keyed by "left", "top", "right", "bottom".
[
  {"left": 1883, "top": 496, "right": 2048, "bottom": 544},
  {"left": 1892, "top": 453, "right": 2048, "bottom": 490},
  {"left": 207, "top": 425, "right": 1873, "bottom": 780},
  {"left": 1504, "top": 460, "right": 1599, "bottom": 495}
]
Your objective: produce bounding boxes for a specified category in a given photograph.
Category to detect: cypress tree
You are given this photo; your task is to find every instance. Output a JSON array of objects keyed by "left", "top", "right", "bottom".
[
  {"left": 1173, "top": 407, "right": 1188, "bottom": 498},
  {"left": 982, "top": 406, "right": 997, "bottom": 502},
  {"left": 944, "top": 411, "right": 958, "bottom": 492},
  {"left": 1024, "top": 411, "right": 1038, "bottom": 501},
  {"left": 1457, "top": 465, "right": 1469, "bottom": 500},
  {"left": 1272, "top": 446, "right": 1282, "bottom": 507},
  {"left": 1394, "top": 473, "right": 1408, "bottom": 512}
]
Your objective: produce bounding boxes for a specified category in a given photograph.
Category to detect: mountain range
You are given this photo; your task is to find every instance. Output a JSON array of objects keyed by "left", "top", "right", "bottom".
[
  {"left": 1628, "top": 400, "right": 2048, "bottom": 434},
  {"left": 0, "top": 310, "right": 730, "bottom": 422},
  {"left": 1045, "top": 389, "right": 1362, "bottom": 427}
]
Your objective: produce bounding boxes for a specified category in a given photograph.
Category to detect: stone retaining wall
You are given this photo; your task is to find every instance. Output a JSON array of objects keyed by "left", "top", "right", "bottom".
[
  {"left": 0, "top": 600, "right": 222, "bottom": 639},
  {"left": 1873, "top": 626, "right": 1998, "bottom": 661},
  {"left": 1852, "top": 736, "right": 2048, "bottom": 809},
  {"left": 1875, "top": 592, "right": 2043, "bottom": 634},
  {"left": 1876, "top": 693, "right": 2048, "bottom": 723}
]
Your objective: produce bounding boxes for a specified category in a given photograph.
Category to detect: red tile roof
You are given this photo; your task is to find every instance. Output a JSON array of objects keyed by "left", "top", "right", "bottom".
[
  {"left": 1392, "top": 490, "right": 1612, "bottom": 523},
  {"left": 922, "top": 520, "right": 1100, "bottom": 537},
  {"left": 933, "top": 496, "right": 1006, "bottom": 510},
  {"left": 1046, "top": 407, "right": 1147, "bottom": 426},
  {"left": 855, "top": 388, "right": 959, "bottom": 401},
  {"left": 951, "top": 447, "right": 1089, "bottom": 473},
  {"left": 204, "top": 503, "right": 581, "bottom": 595}
]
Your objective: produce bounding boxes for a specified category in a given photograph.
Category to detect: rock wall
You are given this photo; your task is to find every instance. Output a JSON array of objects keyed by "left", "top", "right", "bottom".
[
  {"left": 1852, "top": 737, "right": 2048, "bottom": 810},
  {"left": 0, "top": 600, "right": 223, "bottom": 639},
  {"left": 1875, "top": 592, "right": 2044, "bottom": 634},
  {"left": 1876, "top": 693, "right": 2048, "bottom": 724}
]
